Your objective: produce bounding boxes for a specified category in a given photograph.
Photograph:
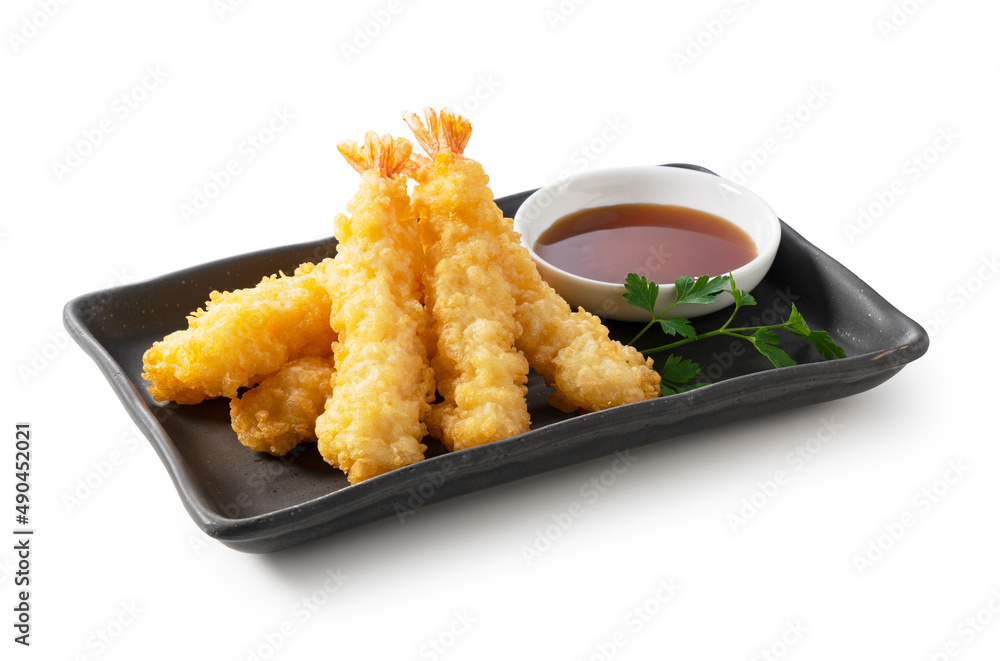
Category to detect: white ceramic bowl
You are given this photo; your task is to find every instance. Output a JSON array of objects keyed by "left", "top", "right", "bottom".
[{"left": 513, "top": 166, "right": 782, "bottom": 322}]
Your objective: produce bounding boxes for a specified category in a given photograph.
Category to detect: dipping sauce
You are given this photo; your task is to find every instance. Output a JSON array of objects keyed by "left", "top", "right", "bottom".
[{"left": 534, "top": 203, "right": 758, "bottom": 284}]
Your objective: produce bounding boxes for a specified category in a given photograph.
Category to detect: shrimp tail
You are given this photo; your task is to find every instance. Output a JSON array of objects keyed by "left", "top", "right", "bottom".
[
  {"left": 403, "top": 108, "right": 472, "bottom": 157},
  {"left": 337, "top": 131, "right": 414, "bottom": 178}
]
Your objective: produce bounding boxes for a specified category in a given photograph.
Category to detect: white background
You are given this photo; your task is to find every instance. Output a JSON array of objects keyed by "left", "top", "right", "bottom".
[{"left": 3, "top": 0, "right": 998, "bottom": 659}]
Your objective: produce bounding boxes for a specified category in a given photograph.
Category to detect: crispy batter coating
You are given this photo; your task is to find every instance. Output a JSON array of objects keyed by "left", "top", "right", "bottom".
[
  {"left": 142, "top": 260, "right": 337, "bottom": 404},
  {"left": 230, "top": 355, "right": 335, "bottom": 456},
  {"left": 497, "top": 230, "right": 661, "bottom": 411},
  {"left": 548, "top": 311, "right": 660, "bottom": 411},
  {"left": 406, "top": 109, "right": 530, "bottom": 451},
  {"left": 142, "top": 111, "right": 660, "bottom": 488},
  {"left": 314, "top": 134, "right": 434, "bottom": 484},
  {"left": 408, "top": 108, "right": 658, "bottom": 414}
]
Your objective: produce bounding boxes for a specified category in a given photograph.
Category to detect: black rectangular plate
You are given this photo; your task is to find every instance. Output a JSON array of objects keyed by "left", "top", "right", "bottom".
[{"left": 63, "top": 164, "right": 929, "bottom": 553}]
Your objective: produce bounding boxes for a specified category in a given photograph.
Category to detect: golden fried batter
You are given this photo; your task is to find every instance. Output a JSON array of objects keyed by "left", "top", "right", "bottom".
[
  {"left": 142, "top": 111, "right": 660, "bottom": 488},
  {"left": 142, "top": 260, "right": 336, "bottom": 405},
  {"left": 230, "top": 355, "right": 335, "bottom": 456},
  {"left": 314, "top": 133, "right": 434, "bottom": 484},
  {"left": 497, "top": 230, "right": 661, "bottom": 411},
  {"left": 408, "top": 108, "right": 658, "bottom": 414},
  {"left": 406, "top": 109, "right": 530, "bottom": 451}
]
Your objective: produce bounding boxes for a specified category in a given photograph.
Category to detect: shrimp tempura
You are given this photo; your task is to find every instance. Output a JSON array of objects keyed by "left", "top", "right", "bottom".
[
  {"left": 314, "top": 133, "right": 434, "bottom": 484},
  {"left": 142, "top": 259, "right": 337, "bottom": 404},
  {"left": 408, "top": 108, "right": 659, "bottom": 413},
  {"left": 230, "top": 355, "right": 335, "bottom": 456},
  {"left": 405, "top": 109, "right": 530, "bottom": 451},
  {"left": 498, "top": 232, "right": 661, "bottom": 411}
]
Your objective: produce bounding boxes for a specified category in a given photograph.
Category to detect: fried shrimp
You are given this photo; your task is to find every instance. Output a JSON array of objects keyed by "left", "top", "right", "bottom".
[
  {"left": 406, "top": 108, "right": 658, "bottom": 414},
  {"left": 497, "top": 231, "right": 661, "bottom": 412},
  {"left": 313, "top": 133, "right": 434, "bottom": 484},
  {"left": 142, "top": 260, "right": 337, "bottom": 405},
  {"left": 405, "top": 108, "right": 530, "bottom": 451},
  {"left": 230, "top": 355, "right": 335, "bottom": 456},
  {"left": 140, "top": 110, "right": 660, "bottom": 489}
]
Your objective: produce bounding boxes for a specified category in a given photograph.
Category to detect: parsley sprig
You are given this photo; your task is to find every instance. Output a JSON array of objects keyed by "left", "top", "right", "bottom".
[{"left": 623, "top": 273, "right": 846, "bottom": 395}]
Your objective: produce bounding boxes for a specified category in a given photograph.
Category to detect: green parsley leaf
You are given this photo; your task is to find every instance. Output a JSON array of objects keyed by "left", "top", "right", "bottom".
[
  {"left": 622, "top": 273, "right": 846, "bottom": 398},
  {"left": 748, "top": 328, "right": 797, "bottom": 368},
  {"left": 805, "top": 330, "right": 847, "bottom": 360},
  {"left": 782, "top": 305, "right": 846, "bottom": 359},
  {"left": 662, "top": 381, "right": 712, "bottom": 396},
  {"left": 623, "top": 273, "right": 658, "bottom": 316},
  {"left": 673, "top": 275, "right": 730, "bottom": 306},
  {"left": 732, "top": 288, "right": 756, "bottom": 309},
  {"left": 750, "top": 327, "right": 780, "bottom": 346},
  {"left": 657, "top": 318, "right": 697, "bottom": 340},
  {"left": 660, "top": 354, "right": 702, "bottom": 384},
  {"left": 785, "top": 305, "right": 810, "bottom": 336},
  {"left": 674, "top": 381, "right": 711, "bottom": 393},
  {"left": 659, "top": 355, "right": 704, "bottom": 395},
  {"left": 753, "top": 343, "right": 797, "bottom": 368}
]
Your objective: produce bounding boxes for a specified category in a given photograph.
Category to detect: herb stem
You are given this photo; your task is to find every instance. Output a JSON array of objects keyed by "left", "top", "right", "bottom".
[
  {"left": 717, "top": 301, "right": 741, "bottom": 333},
  {"left": 642, "top": 323, "right": 790, "bottom": 356},
  {"left": 628, "top": 319, "right": 658, "bottom": 346},
  {"left": 627, "top": 301, "right": 682, "bottom": 345},
  {"left": 624, "top": 272, "right": 844, "bottom": 389}
]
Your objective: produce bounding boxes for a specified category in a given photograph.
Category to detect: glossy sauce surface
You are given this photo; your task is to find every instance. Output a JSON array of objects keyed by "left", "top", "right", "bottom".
[{"left": 534, "top": 203, "right": 758, "bottom": 284}]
